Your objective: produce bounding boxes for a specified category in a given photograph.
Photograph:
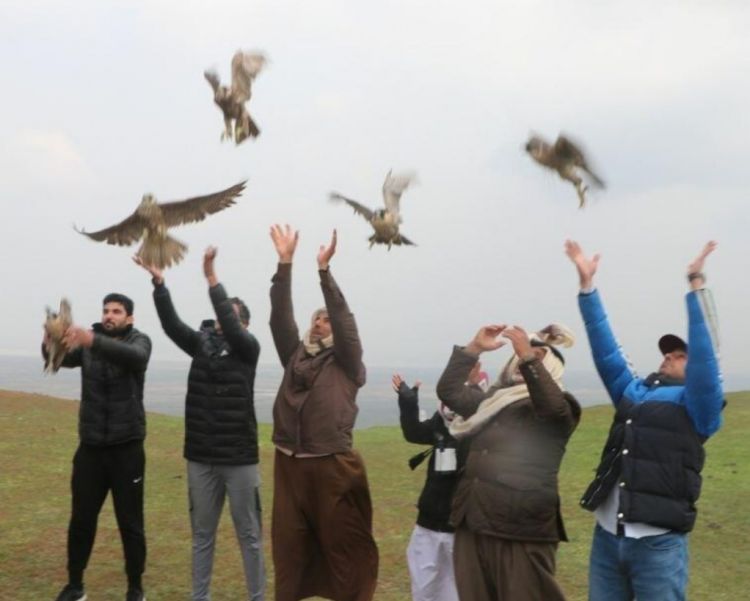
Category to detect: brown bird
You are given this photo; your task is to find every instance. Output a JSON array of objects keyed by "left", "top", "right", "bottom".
[
  {"left": 44, "top": 298, "right": 72, "bottom": 374},
  {"left": 205, "top": 51, "right": 266, "bottom": 144},
  {"left": 330, "top": 170, "right": 417, "bottom": 250},
  {"left": 75, "top": 181, "right": 246, "bottom": 269},
  {"left": 525, "top": 133, "right": 605, "bottom": 208}
]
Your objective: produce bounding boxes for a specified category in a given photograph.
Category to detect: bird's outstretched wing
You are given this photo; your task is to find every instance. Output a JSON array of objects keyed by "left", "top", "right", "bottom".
[
  {"left": 75, "top": 211, "right": 146, "bottom": 246},
  {"left": 382, "top": 170, "right": 416, "bottom": 217},
  {"left": 397, "top": 233, "right": 416, "bottom": 246},
  {"left": 330, "top": 192, "right": 375, "bottom": 222},
  {"left": 231, "top": 51, "right": 266, "bottom": 104},
  {"left": 555, "top": 135, "right": 605, "bottom": 187},
  {"left": 160, "top": 181, "right": 247, "bottom": 228},
  {"left": 204, "top": 69, "right": 221, "bottom": 93}
]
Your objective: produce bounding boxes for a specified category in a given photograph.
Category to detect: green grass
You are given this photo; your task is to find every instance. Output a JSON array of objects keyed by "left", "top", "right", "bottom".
[{"left": 1, "top": 390, "right": 748, "bottom": 600}]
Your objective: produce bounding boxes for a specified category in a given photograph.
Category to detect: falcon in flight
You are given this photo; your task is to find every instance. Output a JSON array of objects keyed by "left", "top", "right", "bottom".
[
  {"left": 75, "top": 181, "right": 246, "bottom": 269},
  {"left": 525, "top": 133, "right": 605, "bottom": 208},
  {"left": 205, "top": 50, "right": 266, "bottom": 144},
  {"left": 44, "top": 298, "right": 72, "bottom": 374},
  {"left": 330, "top": 170, "right": 417, "bottom": 250}
]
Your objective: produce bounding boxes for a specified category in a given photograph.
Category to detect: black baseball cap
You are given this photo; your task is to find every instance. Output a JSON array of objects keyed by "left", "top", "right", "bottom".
[{"left": 658, "top": 334, "right": 687, "bottom": 355}]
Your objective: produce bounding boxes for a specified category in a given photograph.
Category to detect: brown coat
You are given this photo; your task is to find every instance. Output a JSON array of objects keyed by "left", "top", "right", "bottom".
[
  {"left": 270, "top": 263, "right": 366, "bottom": 455},
  {"left": 436, "top": 346, "right": 580, "bottom": 543}
]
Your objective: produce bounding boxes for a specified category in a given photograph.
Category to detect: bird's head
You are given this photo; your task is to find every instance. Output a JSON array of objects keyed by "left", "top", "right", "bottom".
[
  {"left": 141, "top": 193, "right": 156, "bottom": 205},
  {"left": 525, "top": 136, "right": 544, "bottom": 155}
]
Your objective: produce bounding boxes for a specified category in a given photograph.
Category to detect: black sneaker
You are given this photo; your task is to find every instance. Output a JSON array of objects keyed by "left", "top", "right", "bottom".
[
  {"left": 126, "top": 589, "right": 146, "bottom": 601},
  {"left": 54, "top": 584, "right": 87, "bottom": 601}
]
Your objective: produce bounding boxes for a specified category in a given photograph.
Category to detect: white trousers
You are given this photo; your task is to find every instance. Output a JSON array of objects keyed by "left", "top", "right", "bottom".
[{"left": 406, "top": 525, "right": 459, "bottom": 601}]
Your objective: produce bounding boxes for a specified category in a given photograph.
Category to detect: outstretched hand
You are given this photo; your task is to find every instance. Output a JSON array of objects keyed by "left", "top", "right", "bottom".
[
  {"left": 132, "top": 255, "right": 164, "bottom": 285},
  {"left": 270, "top": 224, "right": 299, "bottom": 264},
  {"left": 317, "top": 229, "right": 337, "bottom": 270},
  {"left": 465, "top": 324, "right": 507, "bottom": 355},
  {"left": 564, "top": 239, "right": 600, "bottom": 290},
  {"left": 392, "top": 373, "right": 421, "bottom": 393},
  {"left": 204, "top": 246, "right": 218, "bottom": 286},
  {"left": 687, "top": 241, "right": 717, "bottom": 289},
  {"left": 502, "top": 326, "right": 534, "bottom": 360}
]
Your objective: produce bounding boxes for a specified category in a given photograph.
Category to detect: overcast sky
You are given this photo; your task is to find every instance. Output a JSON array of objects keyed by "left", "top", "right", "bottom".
[{"left": 1, "top": 0, "right": 748, "bottom": 386}]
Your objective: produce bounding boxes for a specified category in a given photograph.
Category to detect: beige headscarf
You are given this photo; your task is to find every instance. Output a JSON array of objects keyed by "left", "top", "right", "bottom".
[
  {"left": 303, "top": 307, "right": 334, "bottom": 356},
  {"left": 449, "top": 323, "right": 575, "bottom": 439}
]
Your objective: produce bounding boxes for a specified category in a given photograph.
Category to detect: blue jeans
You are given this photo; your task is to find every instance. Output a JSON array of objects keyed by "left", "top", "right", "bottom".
[{"left": 588, "top": 523, "right": 688, "bottom": 601}]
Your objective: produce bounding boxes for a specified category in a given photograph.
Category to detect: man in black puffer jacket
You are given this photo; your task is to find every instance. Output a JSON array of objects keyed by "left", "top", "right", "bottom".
[
  {"left": 44, "top": 292, "right": 152, "bottom": 601},
  {"left": 135, "top": 246, "right": 264, "bottom": 601}
]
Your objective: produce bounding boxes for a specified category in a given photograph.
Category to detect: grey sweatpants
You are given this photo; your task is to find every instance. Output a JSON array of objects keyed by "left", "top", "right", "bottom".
[{"left": 187, "top": 461, "right": 265, "bottom": 601}]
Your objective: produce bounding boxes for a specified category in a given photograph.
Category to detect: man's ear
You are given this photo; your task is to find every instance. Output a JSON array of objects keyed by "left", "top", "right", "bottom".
[{"left": 126, "top": 315, "right": 135, "bottom": 326}]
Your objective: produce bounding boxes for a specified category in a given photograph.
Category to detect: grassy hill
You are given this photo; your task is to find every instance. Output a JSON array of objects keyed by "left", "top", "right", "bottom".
[{"left": 1, "top": 390, "right": 748, "bottom": 600}]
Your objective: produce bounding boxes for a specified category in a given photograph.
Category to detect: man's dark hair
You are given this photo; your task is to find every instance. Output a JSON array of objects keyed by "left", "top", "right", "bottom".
[
  {"left": 229, "top": 297, "right": 250, "bottom": 325},
  {"left": 103, "top": 293, "right": 134, "bottom": 316}
]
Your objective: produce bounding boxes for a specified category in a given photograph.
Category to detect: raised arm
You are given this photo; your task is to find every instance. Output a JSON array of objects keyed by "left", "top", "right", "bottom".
[
  {"left": 269, "top": 224, "right": 301, "bottom": 366},
  {"left": 565, "top": 240, "right": 635, "bottom": 404},
  {"left": 134, "top": 255, "right": 200, "bottom": 356},
  {"left": 204, "top": 246, "right": 260, "bottom": 364},
  {"left": 436, "top": 325, "right": 505, "bottom": 417},
  {"left": 394, "top": 375, "right": 437, "bottom": 444},
  {"left": 683, "top": 241, "right": 723, "bottom": 437},
  {"left": 502, "top": 325, "right": 577, "bottom": 429},
  {"left": 317, "top": 230, "right": 365, "bottom": 385}
]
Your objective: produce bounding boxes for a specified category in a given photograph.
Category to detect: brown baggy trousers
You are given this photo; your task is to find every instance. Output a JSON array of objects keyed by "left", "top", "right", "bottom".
[
  {"left": 453, "top": 527, "right": 566, "bottom": 601},
  {"left": 272, "top": 449, "right": 379, "bottom": 601}
]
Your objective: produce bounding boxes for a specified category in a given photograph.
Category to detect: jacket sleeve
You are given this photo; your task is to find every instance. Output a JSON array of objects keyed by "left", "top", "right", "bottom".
[
  {"left": 41, "top": 343, "right": 83, "bottom": 369},
  {"left": 683, "top": 289, "right": 724, "bottom": 437},
  {"left": 91, "top": 331, "right": 152, "bottom": 372},
  {"left": 153, "top": 282, "right": 200, "bottom": 356},
  {"left": 578, "top": 289, "right": 637, "bottom": 406},
  {"left": 519, "top": 357, "right": 579, "bottom": 431},
  {"left": 209, "top": 283, "right": 260, "bottom": 365},
  {"left": 269, "top": 262, "right": 300, "bottom": 367},
  {"left": 320, "top": 269, "right": 366, "bottom": 386},
  {"left": 398, "top": 383, "right": 437, "bottom": 444},
  {"left": 436, "top": 346, "right": 487, "bottom": 418}
]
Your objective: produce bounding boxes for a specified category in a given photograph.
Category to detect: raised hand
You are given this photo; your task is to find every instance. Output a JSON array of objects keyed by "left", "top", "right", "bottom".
[
  {"left": 687, "top": 241, "right": 717, "bottom": 289},
  {"left": 465, "top": 324, "right": 507, "bottom": 355},
  {"left": 317, "top": 229, "right": 337, "bottom": 270},
  {"left": 62, "top": 326, "right": 94, "bottom": 351},
  {"left": 270, "top": 224, "right": 299, "bottom": 263},
  {"left": 502, "top": 326, "right": 534, "bottom": 360},
  {"left": 564, "top": 239, "right": 600, "bottom": 290},
  {"left": 132, "top": 255, "right": 164, "bottom": 285},
  {"left": 203, "top": 246, "right": 218, "bottom": 286},
  {"left": 392, "top": 374, "right": 421, "bottom": 392}
]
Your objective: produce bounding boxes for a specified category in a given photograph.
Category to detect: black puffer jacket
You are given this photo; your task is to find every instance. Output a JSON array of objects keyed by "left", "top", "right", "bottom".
[
  {"left": 47, "top": 324, "right": 152, "bottom": 446},
  {"left": 154, "top": 281, "right": 260, "bottom": 465},
  {"left": 398, "top": 382, "right": 463, "bottom": 533}
]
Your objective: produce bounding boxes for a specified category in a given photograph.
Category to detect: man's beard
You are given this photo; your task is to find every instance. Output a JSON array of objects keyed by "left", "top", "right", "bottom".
[{"left": 101, "top": 322, "right": 130, "bottom": 337}]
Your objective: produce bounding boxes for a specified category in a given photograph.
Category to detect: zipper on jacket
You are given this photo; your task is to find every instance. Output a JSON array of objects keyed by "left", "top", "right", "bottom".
[{"left": 581, "top": 448, "right": 622, "bottom": 508}]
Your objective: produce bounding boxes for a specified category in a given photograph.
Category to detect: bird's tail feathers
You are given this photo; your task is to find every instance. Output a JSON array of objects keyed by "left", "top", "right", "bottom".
[
  {"left": 138, "top": 236, "right": 187, "bottom": 270},
  {"left": 584, "top": 168, "right": 606, "bottom": 188}
]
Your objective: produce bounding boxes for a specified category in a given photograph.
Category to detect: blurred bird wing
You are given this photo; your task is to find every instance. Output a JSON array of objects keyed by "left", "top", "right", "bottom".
[
  {"left": 399, "top": 233, "right": 416, "bottom": 246},
  {"left": 330, "top": 192, "right": 375, "bottom": 222},
  {"left": 554, "top": 135, "right": 587, "bottom": 166},
  {"left": 160, "top": 180, "right": 247, "bottom": 228},
  {"left": 231, "top": 51, "right": 265, "bottom": 103},
  {"left": 382, "top": 170, "right": 416, "bottom": 216},
  {"left": 59, "top": 298, "right": 73, "bottom": 326},
  {"left": 75, "top": 210, "right": 146, "bottom": 246},
  {"left": 204, "top": 69, "right": 221, "bottom": 93}
]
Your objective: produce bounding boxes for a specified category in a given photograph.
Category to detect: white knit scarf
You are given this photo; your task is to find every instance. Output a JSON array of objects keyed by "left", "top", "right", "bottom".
[{"left": 449, "top": 324, "right": 574, "bottom": 439}]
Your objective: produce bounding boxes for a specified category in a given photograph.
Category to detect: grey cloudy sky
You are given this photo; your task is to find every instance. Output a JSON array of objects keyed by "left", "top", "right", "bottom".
[{"left": 1, "top": 0, "right": 748, "bottom": 385}]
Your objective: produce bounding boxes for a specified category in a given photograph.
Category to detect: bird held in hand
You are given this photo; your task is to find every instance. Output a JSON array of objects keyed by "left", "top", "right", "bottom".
[
  {"left": 330, "top": 170, "right": 417, "bottom": 250},
  {"left": 525, "top": 133, "right": 605, "bottom": 208},
  {"left": 205, "top": 50, "right": 266, "bottom": 144},
  {"left": 44, "top": 298, "right": 72, "bottom": 374},
  {"left": 75, "top": 181, "right": 246, "bottom": 269}
]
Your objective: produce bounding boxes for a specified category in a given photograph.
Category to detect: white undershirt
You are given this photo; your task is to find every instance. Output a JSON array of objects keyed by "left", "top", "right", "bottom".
[{"left": 595, "top": 482, "right": 670, "bottom": 539}]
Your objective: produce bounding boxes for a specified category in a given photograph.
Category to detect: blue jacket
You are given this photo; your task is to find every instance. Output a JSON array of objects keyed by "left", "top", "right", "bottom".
[{"left": 579, "top": 288, "right": 723, "bottom": 438}]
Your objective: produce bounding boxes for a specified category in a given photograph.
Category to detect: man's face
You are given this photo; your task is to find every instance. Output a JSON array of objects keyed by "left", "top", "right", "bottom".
[
  {"left": 310, "top": 311, "right": 331, "bottom": 342},
  {"left": 101, "top": 302, "right": 132, "bottom": 332},
  {"left": 658, "top": 350, "right": 687, "bottom": 380}
]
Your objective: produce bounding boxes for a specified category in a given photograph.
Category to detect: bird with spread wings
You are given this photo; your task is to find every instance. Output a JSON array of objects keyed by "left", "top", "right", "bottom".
[
  {"left": 525, "top": 133, "right": 605, "bottom": 208},
  {"left": 330, "top": 170, "right": 417, "bottom": 250},
  {"left": 204, "top": 50, "right": 266, "bottom": 145},
  {"left": 75, "top": 181, "right": 246, "bottom": 269}
]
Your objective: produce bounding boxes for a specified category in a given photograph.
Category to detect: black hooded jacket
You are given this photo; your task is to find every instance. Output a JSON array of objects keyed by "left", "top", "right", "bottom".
[{"left": 153, "top": 281, "right": 260, "bottom": 465}]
